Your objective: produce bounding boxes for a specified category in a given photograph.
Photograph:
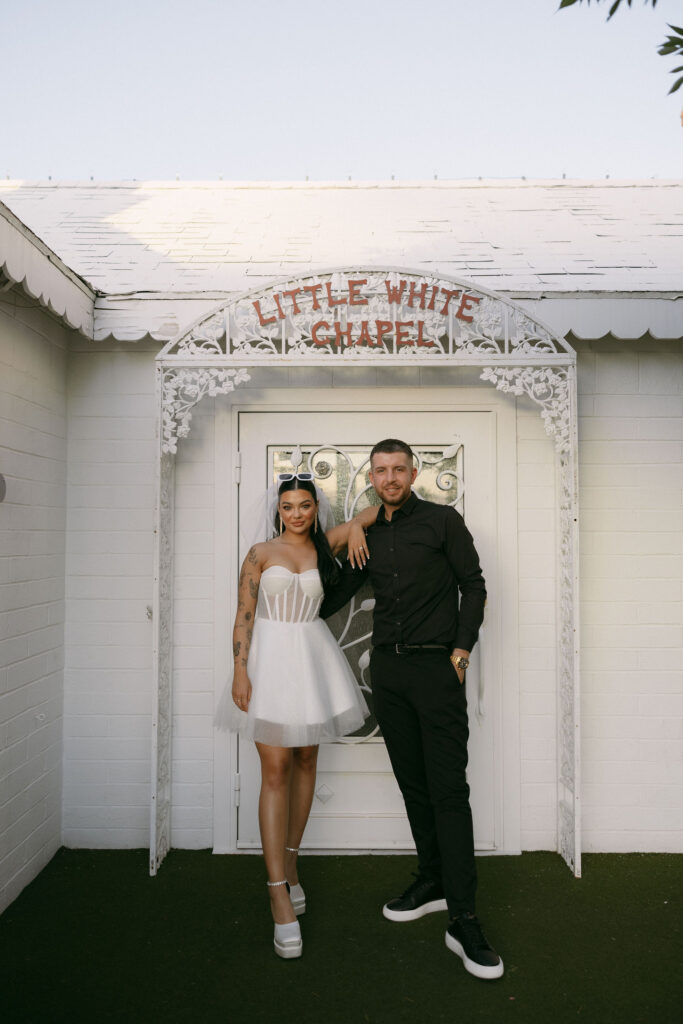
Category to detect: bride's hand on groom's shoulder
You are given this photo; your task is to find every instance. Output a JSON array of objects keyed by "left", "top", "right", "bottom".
[{"left": 347, "top": 520, "right": 370, "bottom": 569}]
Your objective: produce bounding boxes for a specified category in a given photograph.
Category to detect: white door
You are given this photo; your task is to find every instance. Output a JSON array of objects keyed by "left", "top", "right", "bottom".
[{"left": 235, "top": 408, "right": 499, "bottom": 851}]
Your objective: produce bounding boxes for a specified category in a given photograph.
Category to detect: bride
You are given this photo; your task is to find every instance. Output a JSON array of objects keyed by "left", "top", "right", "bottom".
[{"left": 220, "top": 472, "right": 377, "bottom": 959}]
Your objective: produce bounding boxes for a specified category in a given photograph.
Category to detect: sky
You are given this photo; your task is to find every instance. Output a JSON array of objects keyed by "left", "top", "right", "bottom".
[{"left": 2, "top": 0, "right": 682, "bottom": 181}]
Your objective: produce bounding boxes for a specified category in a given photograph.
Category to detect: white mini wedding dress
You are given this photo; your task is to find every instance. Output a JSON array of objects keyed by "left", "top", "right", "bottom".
[{"left": 218, "top": 566, "right": 369, "bottom": 747}]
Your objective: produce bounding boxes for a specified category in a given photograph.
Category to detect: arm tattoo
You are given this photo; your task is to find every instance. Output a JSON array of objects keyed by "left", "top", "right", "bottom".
[
  {"left": 233, "top": 640, "right": 241, "bottom": 659},
  {"left": 247, "top": 547, "right": 258, "bottom": 565},
  {"left": 248, "top": 578, "right": 258, "bottom": 599}
]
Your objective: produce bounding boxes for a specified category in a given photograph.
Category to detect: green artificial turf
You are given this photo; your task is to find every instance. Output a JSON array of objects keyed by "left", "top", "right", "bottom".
[{"left": 1, "top": 850, "right": 680, "bottom": 1024}]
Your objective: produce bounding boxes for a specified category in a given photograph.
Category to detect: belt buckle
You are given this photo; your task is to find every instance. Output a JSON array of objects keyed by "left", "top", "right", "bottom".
[{"left": 395, "top": 643, "right": 406, "bottom": 655}]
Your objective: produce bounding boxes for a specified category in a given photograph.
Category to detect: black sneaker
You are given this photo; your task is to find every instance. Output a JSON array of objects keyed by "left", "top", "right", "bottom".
[
  {"left": 446, "top": 913, "right": 504, "bottom": 979},
  {"left": 382, "top": 874, "right": 447, "bottom": 922}
]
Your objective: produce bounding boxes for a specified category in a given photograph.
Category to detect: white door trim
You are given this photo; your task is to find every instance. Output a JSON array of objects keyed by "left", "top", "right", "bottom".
[{"left": 210, "top": 387, "right": 520, "bottom": 858}]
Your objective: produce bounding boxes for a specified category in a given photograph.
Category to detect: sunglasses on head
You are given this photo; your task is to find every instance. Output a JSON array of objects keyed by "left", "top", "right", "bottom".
[{"left": 277, "top": 472, "right": 314, "bottom": 483}]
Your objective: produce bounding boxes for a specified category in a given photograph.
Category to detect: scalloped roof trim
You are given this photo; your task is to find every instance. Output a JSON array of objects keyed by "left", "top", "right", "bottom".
[
  {"left": 91, "top": 292, "right": 683, "bottom": 344},
  {"left": 0, "top": 201, "right": 94, "bottom": 336}
]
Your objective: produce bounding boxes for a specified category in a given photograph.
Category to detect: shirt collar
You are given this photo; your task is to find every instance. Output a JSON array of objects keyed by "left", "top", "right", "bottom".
[{"left": 376, "top": 491, "right": 419, "bottom": 523}]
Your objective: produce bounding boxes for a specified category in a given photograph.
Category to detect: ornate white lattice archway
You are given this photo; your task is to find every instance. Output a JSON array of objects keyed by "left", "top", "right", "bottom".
[{"left": 150, "top": 267, "right": 581, "bottom": 877}]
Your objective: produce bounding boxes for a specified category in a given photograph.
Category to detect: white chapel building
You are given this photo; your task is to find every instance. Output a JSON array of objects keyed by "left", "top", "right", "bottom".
[{"left": 1, "top": 179, "right": 681, "bottom": 912}]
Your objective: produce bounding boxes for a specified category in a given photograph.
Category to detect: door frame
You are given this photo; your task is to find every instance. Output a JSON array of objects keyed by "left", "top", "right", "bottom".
[
  {"left": 211, "top": 390, "right": 520, "bottom": 857},
  {"left": 150, "top": 267, "right": 580, "bottom": 877}
]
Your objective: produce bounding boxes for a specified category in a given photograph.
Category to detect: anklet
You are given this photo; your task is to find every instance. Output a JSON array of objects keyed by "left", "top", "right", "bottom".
[
  {"left": 285, "top": 847, "right": 299, "bottom": 854},
  {"left": 267, "top": 879, "right": 288, "bottom": 887}
]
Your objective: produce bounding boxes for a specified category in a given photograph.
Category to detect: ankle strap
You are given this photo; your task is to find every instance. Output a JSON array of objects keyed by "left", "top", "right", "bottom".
[
  {"left": 266, "top": 879, "right": 288, "bottom": 887},
  {"left": 285, "top": 847, "right": 299, "bottom": 854}
]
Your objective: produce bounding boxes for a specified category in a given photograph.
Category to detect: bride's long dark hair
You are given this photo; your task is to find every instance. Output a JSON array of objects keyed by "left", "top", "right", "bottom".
[{"left": 275, "top": 478, "right": 340, "bottom": 592}]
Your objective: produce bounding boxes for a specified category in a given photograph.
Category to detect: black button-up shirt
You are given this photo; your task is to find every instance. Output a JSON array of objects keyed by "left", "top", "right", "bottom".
[{"left": 321, "top": 493, "right": 486, "bottom": 652}]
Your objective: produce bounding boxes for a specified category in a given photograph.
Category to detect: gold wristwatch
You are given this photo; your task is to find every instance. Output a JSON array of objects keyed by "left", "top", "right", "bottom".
[{"left": 451, "top": 654, "right": 469, "bottom": 671}]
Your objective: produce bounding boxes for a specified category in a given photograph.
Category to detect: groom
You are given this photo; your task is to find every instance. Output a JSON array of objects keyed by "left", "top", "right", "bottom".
[{"left": 321, "top": 438, "right": 503, "bottom": 980}]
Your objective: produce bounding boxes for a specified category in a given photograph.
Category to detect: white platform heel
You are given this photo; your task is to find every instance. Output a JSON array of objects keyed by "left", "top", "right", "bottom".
[
  {"left": 286, "top": 846, "right": 306, "bottom": 915},
  {"left": 267, "top": 879, "right": 302, "bottom": 959}
]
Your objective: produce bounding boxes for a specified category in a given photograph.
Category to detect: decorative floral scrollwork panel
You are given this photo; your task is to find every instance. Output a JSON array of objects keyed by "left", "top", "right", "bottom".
[{"left": 161, "top": 367, "right": 250, "bottom": 453}]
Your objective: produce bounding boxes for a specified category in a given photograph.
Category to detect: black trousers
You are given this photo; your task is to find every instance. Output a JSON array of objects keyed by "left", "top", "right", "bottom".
[{"left": 370, "top": 647, "right": 477, "bottom": 916}]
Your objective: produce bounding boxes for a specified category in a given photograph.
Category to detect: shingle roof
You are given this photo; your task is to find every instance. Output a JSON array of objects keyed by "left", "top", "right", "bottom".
[{"left": 0, "top": 180, "right": 681, "bottom": 341}]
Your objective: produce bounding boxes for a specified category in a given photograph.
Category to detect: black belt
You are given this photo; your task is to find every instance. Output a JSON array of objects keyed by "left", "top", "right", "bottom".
[{"left": 375, "top": 643, "right": 450, "bottom": 656}]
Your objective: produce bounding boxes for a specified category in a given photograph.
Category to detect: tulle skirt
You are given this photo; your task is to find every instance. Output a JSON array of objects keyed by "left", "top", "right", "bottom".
[{"left": 215, "top": 617, "right": 370, "bottom": 747}]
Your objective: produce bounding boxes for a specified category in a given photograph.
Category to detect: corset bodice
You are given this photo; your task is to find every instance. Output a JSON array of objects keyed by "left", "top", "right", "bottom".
[{"left": 257, "top": 566, "right": 324, "bottom": 623}]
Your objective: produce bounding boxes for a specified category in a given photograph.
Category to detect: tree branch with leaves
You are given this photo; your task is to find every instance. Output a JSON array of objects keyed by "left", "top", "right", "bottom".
[{"left": 559, "top": 0, "right": 683, "bottom": 95}]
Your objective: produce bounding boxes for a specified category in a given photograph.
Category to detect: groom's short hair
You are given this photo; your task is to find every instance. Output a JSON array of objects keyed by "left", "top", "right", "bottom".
[{"left": 370, "top": 438, "right": 414, "bottom": 464}]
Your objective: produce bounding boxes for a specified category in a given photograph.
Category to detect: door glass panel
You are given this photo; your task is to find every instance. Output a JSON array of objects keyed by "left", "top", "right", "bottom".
[{"left": 270, "top": 444, "right": 464, "bottom": 741}]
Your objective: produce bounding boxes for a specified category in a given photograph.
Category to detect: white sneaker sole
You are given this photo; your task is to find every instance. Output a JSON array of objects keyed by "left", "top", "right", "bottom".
[
  {"left": 382, "top": 897, "right": 448, "bottom": 922},
  {"left": 445, "top": 931, "right": 504, "bottom": 979}
]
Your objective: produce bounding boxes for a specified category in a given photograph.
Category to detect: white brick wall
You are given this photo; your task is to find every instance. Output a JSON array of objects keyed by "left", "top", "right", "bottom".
[
  {"left": 515, "top": 339, "right": 683, "bottom": 854},
  {"left": 0, "top": 291, "right": 67, "bottom": 912},
  {"left": 578, "top": 339, "right": 683, "bottom": 852},
  {"left": 63, "top": 342, "right": 156, "bottom": 848}
]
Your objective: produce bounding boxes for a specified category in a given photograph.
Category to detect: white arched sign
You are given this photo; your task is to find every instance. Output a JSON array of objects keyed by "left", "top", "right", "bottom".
[{"left": 151, "top": 267, "right": 581, "bottom": 877}]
